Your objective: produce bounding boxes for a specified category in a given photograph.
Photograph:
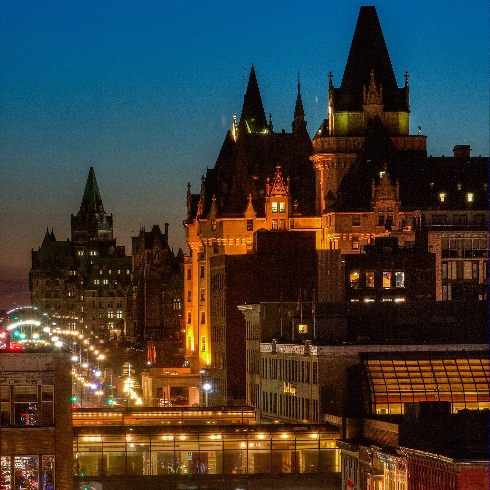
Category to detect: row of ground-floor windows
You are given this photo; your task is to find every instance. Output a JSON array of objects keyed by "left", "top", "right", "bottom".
[
  {"left": 73, "top": 433, "right": 339, "bottom": 476},
  {"left": 1, "top": 455, "right": 55, "bottom": 490}
]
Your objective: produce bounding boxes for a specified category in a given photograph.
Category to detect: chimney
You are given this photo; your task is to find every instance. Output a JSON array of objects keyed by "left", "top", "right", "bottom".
[{"left": 453, "top": 145, "right": 471, "bottom": 158}]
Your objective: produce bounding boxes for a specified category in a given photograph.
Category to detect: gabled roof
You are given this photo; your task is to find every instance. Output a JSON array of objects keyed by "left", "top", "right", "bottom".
[
  {"left": 80, "top": 167, "right": 104, "bottom": 214},
  {"left": 239, "top": 64, "right": 268, "bottom": 133},
  {"left": 335, "top": 6, "right": 408, "bottom": 112}
]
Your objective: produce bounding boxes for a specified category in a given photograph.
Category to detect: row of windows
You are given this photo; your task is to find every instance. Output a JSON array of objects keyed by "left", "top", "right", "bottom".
[
  {"left": 437, "top": 192, "right": 475, "bottom": 203},
  {"left": 211, "top": 298, "right": 226, "bottom": 317},
  {"left": 0, "top": 385, "right": 54, "bottom": 427},
  {"left": 430, "top": 213, "right": 486, "bottom": 226},
  {"left": 441, "top": 237, "right": 488, "bottom": 257},
  {"left": 186, "top": 266, "right": 206, "bottom": 280},
  {"left": 1, "top": 455, "right": 55, "bottom": 490},
  {"left": 350, "top": 271, "right": 405, "bottom": 289},
  {"left": 442, "top": 261, "right": 480, "bottom": 281},
  {"left": 261, "top": 392, "right": 319, "bottom": 422},
  {"left": 73, "top": 433, "right": 338, "bottom": 476},
  {"left": 271, "top": 219, "right": 287, "bottom": 230},
  {"left": 211, "top": 273, "right": 225, "bottom": 290},
  {"left": 211, "top": 325, "right": 226, "bottom": 343},
  {"left": 262, "top": 358, "right": 318, "bottom": 384},
  {"left": 271, "top": 202, "right": 286, "bottom": 213},
  {"left": 97, "top": 311, "right": 124, "bottom": 319},
  {"left": 93, "top": 279, "right": 120, "bottom": 285}
]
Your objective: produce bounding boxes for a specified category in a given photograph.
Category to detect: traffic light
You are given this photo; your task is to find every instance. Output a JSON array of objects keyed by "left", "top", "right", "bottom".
[
  {"left": 107, "top": 397, "right": 114, "bottom": 405},
  {"left": 70, "top": 394, "right": 78, "bottom": 403}
]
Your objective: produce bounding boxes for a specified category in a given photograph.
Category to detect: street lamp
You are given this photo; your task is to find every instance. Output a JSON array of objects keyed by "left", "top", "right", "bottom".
[{"left": 203, "top": 383, "right": 211, "bottom": 407}]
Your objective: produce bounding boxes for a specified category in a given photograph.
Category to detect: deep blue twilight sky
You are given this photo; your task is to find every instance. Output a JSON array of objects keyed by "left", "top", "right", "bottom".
[{"left": 0, "top": 1, "right": 488, "bottom": 307}]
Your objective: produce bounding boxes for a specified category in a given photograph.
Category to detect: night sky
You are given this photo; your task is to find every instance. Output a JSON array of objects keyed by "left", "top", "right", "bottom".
[{"left": 0, "top": 1, "right": 488, "bottom": 308}]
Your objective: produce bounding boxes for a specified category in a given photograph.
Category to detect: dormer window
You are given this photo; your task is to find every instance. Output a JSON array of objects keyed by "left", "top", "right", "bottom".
[
  {"left": 439, "top": 193, "right": 446, "bottom": 202},
  {"left": 467, "top": 193, "right": 474, "bottom": 202}
]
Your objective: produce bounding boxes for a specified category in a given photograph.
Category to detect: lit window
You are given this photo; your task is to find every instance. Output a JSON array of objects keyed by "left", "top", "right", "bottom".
[
  {"left": 279, "top": 202, "right": 286, "bottom": 213},
  {"left": 279, "top": 219, "right": 286, "bottom": 229},
  {"left": 272, "top": 202, "right": 278, "bottom": 213},
  {"left": 201, "top": 336, "right": 206, "bottom": 351},
  {"left": 350, "top": 271, "right": 360, "bottom": 288},
  {"left": 272, "top": 219, "right": 278, "bottom": 230},
  {"left": 383, "top": 271, "right": 392, "bottom": 288},
  {"left": 366, "top": 272, "right": 375, "bottom": 288},
  {"left": 352, "top": 238, "right": 359, "bottom": 250},
  {"left": 439, "top": 192, "right": 446, "bottom": 202},
  {"left": 467, "top": 193, "right": 474, "bottom": 202},
  {"left": 298, "top": 324, "right": 308, "bottom": 333},
  {"left": 107, "top": 311, "right": 114, "bottom": 319},
  {"left": 103, "top": 279, "right": 108, "bottom": 285},
  {"left": 211, "top": 219, "right": 217, "bottom": 230},
  {"left": 395, "top": 271, "right": 405, "bottom": 288},
  {"left": 173, "top": 299, "right": 182, "bottom": 311},
  {"left": 379, "top": 171, "right": 386, "bottom": 179},
  {"left": 116, "top": 310, "right": 123, "bottom": 319}
]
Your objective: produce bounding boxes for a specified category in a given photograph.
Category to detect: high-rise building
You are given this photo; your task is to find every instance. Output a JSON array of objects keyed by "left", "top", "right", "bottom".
[{"left": 183, "top": 6, "right": 488, "bottom": 405}]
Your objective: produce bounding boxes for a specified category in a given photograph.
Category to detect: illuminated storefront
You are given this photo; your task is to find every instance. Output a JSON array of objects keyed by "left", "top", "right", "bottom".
[{"left": 73, "top": 425, "right": 339, "bottom": 476}]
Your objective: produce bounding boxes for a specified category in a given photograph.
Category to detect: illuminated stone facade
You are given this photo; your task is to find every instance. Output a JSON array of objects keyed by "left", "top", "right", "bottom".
[{"left": 183, "top": 6, "right": 488, "bottom": 407}]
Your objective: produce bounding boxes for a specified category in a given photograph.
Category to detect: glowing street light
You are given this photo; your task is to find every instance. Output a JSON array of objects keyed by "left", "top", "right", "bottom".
[{"left": 203, "top": 383, "right": 211, "bottom": 407}]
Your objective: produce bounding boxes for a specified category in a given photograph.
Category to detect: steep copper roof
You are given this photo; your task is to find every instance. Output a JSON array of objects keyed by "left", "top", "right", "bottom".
[
  {"left": 335, "top": 6, "right": 408, "bottom": 112},
  {"left": 188, "top": 67, "right": 315, "bottom": 221},
  {"left": 79, "top": 167, "right": 104, "bottom": 214},
  {"left": 239, "top": 64, "right": 268, "bottom": 133}
]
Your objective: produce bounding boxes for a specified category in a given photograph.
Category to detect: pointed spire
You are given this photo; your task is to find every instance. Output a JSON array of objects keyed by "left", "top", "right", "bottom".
[
  {"left": 239, "top": 64, "right": 268, "bottom": 133},
  {"left": 338, "top": 6, "right": 405, "bottom": 111},
  {"left": 292, "top": 71, "right": 307, "bottom": 133},
  {"left": 80, "top": 167, "right": 104, "bottom": 214}
]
